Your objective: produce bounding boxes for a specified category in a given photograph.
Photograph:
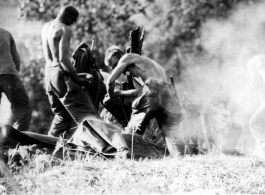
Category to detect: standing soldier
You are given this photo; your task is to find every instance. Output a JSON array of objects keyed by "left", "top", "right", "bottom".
[
  {"left": 0, "top": 28, "right": 32, "bottom": 131},
  {"left": 41, "top": 5, "right": 95, "bottom": 137}
]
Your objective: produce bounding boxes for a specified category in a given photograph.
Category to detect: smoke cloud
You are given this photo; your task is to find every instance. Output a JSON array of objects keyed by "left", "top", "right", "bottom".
[
  {"left": 195, "top": 1, "right": 265, "bottom": 118},
  {"left": 178, "top": 1, "right": 265, "bottom": 153}
]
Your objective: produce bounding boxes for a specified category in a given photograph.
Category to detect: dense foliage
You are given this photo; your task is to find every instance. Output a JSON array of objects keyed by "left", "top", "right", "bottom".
[
  {"left": 17, "top": 0, "right": 260, "bottom": 132},
  {"left": 19, "top": 0, "right": 151, "bottom": 68},
  {"left": 19, "top": 0, "right": 259, "bottom": 68},
  {"left": 20, "top": 59, "right": 53, "bottom": 133}
]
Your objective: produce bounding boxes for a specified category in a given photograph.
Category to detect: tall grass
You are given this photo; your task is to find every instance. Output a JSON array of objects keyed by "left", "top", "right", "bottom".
[{"left": 1, "top": 145, "right": 265, "bottom": 195}]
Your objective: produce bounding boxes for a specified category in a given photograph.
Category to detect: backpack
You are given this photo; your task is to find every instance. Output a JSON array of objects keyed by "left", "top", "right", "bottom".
[{"left": 73, "top": 43, "right": 106, "bottom": 109}]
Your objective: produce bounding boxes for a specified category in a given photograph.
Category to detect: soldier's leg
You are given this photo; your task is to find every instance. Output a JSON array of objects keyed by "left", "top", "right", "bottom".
[
  {"left": 158, "top": 119, "right": 186, "bottom": 156},
  {"left": 155, "top": 82, "right": 184, "bottom": 156},
  {"left": 127, "top": 110, "right": 154, "bottom": 134},
  {"left": 3, "top": 75, "right": 32, "bottom": 131},
  {"left": 60, "top": 76, "right": 99, "bottom": 125},
  {"left": 48, "top": 91, "right": 73, "bottom": 137},
  {"left": 126, "top": 84, "right": 155, "bottom": 134}
]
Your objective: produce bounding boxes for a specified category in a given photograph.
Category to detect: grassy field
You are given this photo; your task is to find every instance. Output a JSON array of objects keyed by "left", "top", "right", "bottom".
[{"left": 0, "top": 145, "right": 265, "bottom": 195}]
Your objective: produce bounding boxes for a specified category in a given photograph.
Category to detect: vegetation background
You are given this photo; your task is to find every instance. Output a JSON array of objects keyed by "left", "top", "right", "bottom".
[
  {"left": 0, "top": 0, "right": 263, "bottom": 138},
  {"left": 2, "top": 1, "right": 265, "bottom": 194}
]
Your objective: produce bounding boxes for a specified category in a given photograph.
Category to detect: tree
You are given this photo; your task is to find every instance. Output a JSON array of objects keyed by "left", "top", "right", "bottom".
[
  {"left": 21, "top": 59, "right": 54, "bottom": 133},
  {"left": 19, "top": 0, "right": 150, "bottom": 69},
  {"left": 18, "top": 0, "right": 151, "bottom": 133},
  {"left": 142, "top": 0, "right": 260, "bottom": 78},
  {"left": 18, "top": 0, "right": 260, "bottom": 136}
]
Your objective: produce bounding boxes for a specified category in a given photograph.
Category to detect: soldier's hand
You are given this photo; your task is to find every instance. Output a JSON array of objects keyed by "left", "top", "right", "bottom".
[
  {"left": 78, "top": 77, "right": 91, "bottom": 86},
  {"left": 78, "top": 73, "right": 93, "bottom": 81},
  {"left": 103, "top": 94, "right": 111, "bottom": 106},
  {"left": 77, "top": 73, "right": 93, "bottom": 86},
  {"left": 113, "top": 89, "right": 121, "bottom": 97},
  {"left": 84, "top": 73, "right": 93, "bottom": 81}
]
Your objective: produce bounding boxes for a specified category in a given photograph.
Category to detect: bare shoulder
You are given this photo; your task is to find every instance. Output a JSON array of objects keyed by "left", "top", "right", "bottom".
[
  {"left": 42, "top": 21, "right": 71, "bottom": 33},
  {"left": 120, "top": 53, "right": 141, "bottom": 63},
  {"left": 61, "top": 24, "right": 72, "bottom": 38},
  {"left": 0, "top": 28, "right": 12, "bottom": 39},
  {"left": 0, "top": 28, "right": 9, "bottom": 34},
  {"left": 121, "top": 53, "right": 139, "bottom": 59},
  {"left": 42, "top": 21, "right": 51, "bottom": 32},
  {"left": 41, "top": 22, "right": 52, "bottom": 38}
]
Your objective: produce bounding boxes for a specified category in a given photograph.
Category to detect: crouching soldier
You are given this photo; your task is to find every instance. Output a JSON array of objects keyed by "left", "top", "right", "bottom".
[
  {"left": 103, "top": 46, "right": 184, "bottom": 157},
  {"left": 101, "top": 46, "right": 132, "bottom": 128}
]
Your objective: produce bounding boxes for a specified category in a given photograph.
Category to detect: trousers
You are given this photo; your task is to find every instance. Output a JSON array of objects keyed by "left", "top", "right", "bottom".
[
  {"left": 127, "top": 79, "right": 184, "bottom": 155},
  {"left": 45, "top": 65, "right": 98, "bottom": 137},
  {"left": 0, "top": 74, "right": 31, "bottom": 131}
]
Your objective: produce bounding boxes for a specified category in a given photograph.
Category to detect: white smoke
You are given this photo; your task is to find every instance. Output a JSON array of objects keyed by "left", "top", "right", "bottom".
[
  {"left": 191, "top": 1, "right": 265, "bottom": 116},
  {"left": 190, "top": 1, "right": 265, "bottom": 153}
]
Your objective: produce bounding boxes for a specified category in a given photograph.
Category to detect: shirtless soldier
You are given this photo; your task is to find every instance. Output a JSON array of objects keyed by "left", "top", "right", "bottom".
[
  {"left": 41, "top": 5, "right": 96, "bottom": 137},
  {"left": 104, "top": 46, "right": 184, "bottom": 156}
]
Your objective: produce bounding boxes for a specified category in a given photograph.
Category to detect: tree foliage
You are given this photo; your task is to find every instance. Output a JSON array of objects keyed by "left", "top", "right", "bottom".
[
  {"left": 19, "top": 0, "right": 259, "bottom": 71},
  {"left": 142, "top": 0, "right": 259, "bottom": 75},
  {"left": 19, "top": 0, "right": 151, "bottom": 68},
  {"left": 18, "top": 0, "right": 150, "bottom": 132},
  {"left": 20, "top": 58, "right": 53, "bottom": 133},
  {"left": 18, "top": 0, "right": 260, "bottom": 133}
]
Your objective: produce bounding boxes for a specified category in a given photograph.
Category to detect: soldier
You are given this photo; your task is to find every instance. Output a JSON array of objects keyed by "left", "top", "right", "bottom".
[
  {"left": 104, "top": 46, "right": 184, "bottom": 157},
  {"left": 0, "top": 28, "right": 31, "bottom": 131},
  {"left": 41, "top": 5, "right": 95, "bottom": 137}
]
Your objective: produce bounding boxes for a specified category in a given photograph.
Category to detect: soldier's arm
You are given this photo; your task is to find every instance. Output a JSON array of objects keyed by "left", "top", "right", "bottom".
[
  {"left": 10, "top": 34, "right": 20, "bottom": 72},
  {"left": 41, "top": 23, "right": 50, "bottom": 63},
  {"left": 59, "top": 27, "right": 88, "bottom": 85},
  {"left": 118, "top": 76, "right": 140, "bottom": 97},
  {"left": 107, "top": 54, "right": 136, "bottom": 98},
  {"left": 118, "top": 89, "right": 139, "bottom": 97}
]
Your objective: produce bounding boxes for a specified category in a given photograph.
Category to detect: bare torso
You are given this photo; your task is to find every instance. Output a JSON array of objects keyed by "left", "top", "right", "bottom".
[
  {"left": 41, "top": 20, "right": 70, "bottom": 67},
  {"left": 106, "top": 53, "right": 168, "bottom": 98},
  {"left": 124, "top": 54, "right": 167, "bottom": 83}
]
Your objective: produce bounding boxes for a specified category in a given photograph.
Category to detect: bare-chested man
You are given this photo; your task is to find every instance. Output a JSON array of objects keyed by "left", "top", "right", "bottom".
[
  {"left": 41, "top": 5, "right": 96, "bottom": 137},
  {"left": 104, "top": 46, "right": 184, "bottom": 156},
  {"left": 247, "top": 55, "right": 265, "bottom": 159}
]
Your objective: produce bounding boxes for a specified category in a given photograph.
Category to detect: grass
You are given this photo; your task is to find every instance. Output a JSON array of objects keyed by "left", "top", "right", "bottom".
[{"left": 1, "top": 145, "right": 265, "bottom": 195}]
